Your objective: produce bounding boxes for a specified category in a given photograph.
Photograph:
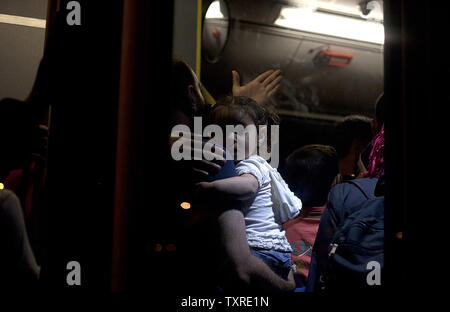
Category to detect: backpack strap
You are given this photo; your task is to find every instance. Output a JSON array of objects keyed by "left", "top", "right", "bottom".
[{"left": 345, "top": 179, "right": 377, "bottom": 200}]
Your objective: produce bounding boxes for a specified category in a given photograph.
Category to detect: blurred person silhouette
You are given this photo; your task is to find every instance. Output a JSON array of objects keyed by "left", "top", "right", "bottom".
[
  {"left": 0, "top": 189, "right": 40, "bottom": 288},
  {"left": 0, "top": 56, "right": 51, "bottom": 272},
  {"left": 0, "top": 99, "right": 42, "bottom": 288}
]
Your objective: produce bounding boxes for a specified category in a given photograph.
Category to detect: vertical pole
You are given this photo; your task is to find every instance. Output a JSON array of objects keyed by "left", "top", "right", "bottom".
[
  {"left": 111, "top": 0, "right": 173, "bottom": 292},
  {"left": 196, "top": 0, "right": 202, "bottom": 79}
]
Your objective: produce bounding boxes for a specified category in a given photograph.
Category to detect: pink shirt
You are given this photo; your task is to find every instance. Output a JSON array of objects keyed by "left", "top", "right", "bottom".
[
  {"left": 3, "top": 162, "right": 36, "bottom": 219},
  {"left": 283, "top": 206, "right": 324, "bottom": 280}
]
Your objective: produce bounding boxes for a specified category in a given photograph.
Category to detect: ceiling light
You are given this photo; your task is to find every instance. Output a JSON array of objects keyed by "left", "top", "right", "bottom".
[{"left": 275, "top": 7, "right": 384, "bottom": 45}]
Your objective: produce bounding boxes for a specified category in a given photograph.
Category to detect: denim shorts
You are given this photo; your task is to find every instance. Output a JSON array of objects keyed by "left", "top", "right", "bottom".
[{"left": 250, "top": 247, "right": 293, "bottom": 280}]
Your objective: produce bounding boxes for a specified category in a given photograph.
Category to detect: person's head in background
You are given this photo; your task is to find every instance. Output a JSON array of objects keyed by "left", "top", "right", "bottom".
[
  {"left": 170, "top": 57, "right": 205, "bottom": 129},
  {"left": 284, "top": 144, "right": 339, "bottom": 208},
  {"left": 360, "top": 93, "right": 386, "bottom": 175},
  {"left": 333, "top": 115, "right": 373, "bottom": 179},
  {"left": 0, "top": 99, "right": 39, "bottom": 181},
  {"left": 372, "top": 93, "right": 386, "bottom": 136},
  {"left": 361, "top": 93, "right": 386, "bottom": 179},
  {"left": 209, "top": 96, "right": 279, "bottom": 162}
]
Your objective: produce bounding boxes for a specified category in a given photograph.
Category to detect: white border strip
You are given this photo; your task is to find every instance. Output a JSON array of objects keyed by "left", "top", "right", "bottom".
[{"left": 0, "top": 13, "right": 46, "bottom": 29}]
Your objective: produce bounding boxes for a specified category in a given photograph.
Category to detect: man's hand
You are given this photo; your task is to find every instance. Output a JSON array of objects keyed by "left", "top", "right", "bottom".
[
  {"left": 232, "top": 69, "right": 282, "bottom": 106},
  {"left": 169, "top": 133, "right": 226, "bottom": 180}
]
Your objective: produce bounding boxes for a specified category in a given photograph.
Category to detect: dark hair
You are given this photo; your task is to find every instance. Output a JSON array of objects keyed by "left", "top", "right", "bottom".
[
  {"left": 209, "top": 96, "right": 279, "bottom": 152},
  {"left": 284, "top": 144, "right": 338, "bottom": 207},
  {"left": 209, "top": 96, "right": 279, "bottom": 149},
  {"left": 375, "top": 93, "right": 386, "bottom": 124},
  {"left": 209, "top": 95, "right": 279, "bottom": 128},
  {"left": 333, "top": 115, "right": 373, "bottom": 158},
  {"left": 171, "top": 57, "right": 196, "bottom": 114}
]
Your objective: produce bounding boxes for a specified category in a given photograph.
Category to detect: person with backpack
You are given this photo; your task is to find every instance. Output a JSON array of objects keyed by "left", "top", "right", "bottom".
[{"left": 306, "top": 95, "right": 386, "bottom": 292}]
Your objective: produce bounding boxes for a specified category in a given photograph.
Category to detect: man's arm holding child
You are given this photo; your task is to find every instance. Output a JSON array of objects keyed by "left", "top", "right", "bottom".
[{"left": 218, "top": 209, "right": 295, "bottom": 292}]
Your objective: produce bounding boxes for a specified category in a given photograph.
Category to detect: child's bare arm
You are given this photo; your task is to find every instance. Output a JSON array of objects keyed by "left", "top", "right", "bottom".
[{"left": 196, "top": 174, "right": 258, "bottom": 201}]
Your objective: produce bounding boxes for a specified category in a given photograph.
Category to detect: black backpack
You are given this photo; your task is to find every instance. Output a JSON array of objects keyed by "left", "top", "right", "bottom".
[{"left": 320, "top": 178, "right": 384, "bottom": 290}]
